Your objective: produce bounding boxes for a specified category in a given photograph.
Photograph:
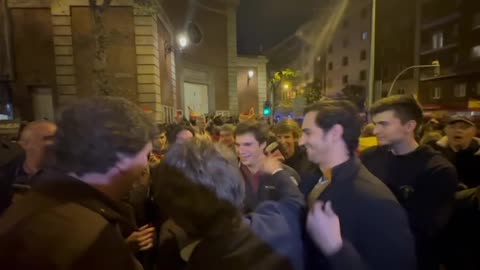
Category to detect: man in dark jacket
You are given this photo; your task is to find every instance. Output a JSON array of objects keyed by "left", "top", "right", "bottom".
[
  {"left": 0, "top": 97, "right": 156, "bottom": 270},
  {"left": 300, "top": 100, "right": 416, "bottom": 270},
  {"left": 235, "top": 121, "right": 301, "bottom": 212},
  {"left": 360, "top": 95, "right": 458, "bottom": 270},
  {"left": 430, "top": 116, "right": 480, "bottom": 189},
  {"left": 151, "top": 139, "right": 305, "bottom": 270},
  {"left": 0, "top": 121, "right": 56, "bottom": 215}
]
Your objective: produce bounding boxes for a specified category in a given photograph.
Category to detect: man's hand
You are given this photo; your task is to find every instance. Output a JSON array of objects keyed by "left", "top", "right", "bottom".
[
  {"left": 126, "top": 224, "right": 155, "bottom": 251},
  {"left": 262, "top": 154, "right": 283, "bottom": 175},
  {"left": 306, "top": 201, "right": 343, "bottom": 256}
]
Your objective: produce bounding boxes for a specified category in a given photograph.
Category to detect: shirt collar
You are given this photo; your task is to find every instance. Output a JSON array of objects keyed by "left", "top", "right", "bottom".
[{"left": 180, "top": 240, "right": 202, "bottom": 262}]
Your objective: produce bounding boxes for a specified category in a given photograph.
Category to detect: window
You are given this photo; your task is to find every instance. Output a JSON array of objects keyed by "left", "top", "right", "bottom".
[
  {"left": 432, "top": 32, "right": 444, "bottom": 49},
  {"left": 361, "top": 7, "right": 368, "bottom": 19},
  {"left": 359, "top": 70, "right": 367, "bottom": 81},
  {"left": 361, "top": 31, "right": 369, "bottom": 41},
  {"left": 472, "top": 45, "right": 480, "bottom": 58},
  {"left": 432, "top": 87, "right": 442, "bottom": 99},
  {"left": 328, "top": 62, "right": 333, "bottom": 70},
  {"left": 454, "top": 83, "right": 467, "bottom": 97},
  {"left": 360, "top": 50, "right": 367, "bottom": 60},
  {"left": 473, "top": 12, "right": 480, "bottom": 29},
  {"left": 343, "top": 39, "right": 349, "bottom": 48},
  {"left": 342, "top": 56, "right": 349, "bottom": 66},
  {"left": 342, "top": 75, "right": 349, "bottom": 85}
]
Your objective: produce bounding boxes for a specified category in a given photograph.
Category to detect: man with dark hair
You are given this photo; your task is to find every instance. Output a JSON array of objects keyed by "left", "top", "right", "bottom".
[
  {"left": 151, "top": 139, "right": 305, "bottom": 270},
  {"left": 151, "top": 124, "right": 168, "bottom": 158},
  {"left": 167, "top": 124, "right": 195, "bottom": 145},
  {"left": 234, "top": 121, "right": 300, "bottom": 212},
  {"left": 360, "top": 95, "right": 457, "bottom": 270},
  {"left": 0, "top": 97, "right": 156, "bottom": 270},
  {"left": 300, "top": 99, "right": 415, "bottom": 270}
]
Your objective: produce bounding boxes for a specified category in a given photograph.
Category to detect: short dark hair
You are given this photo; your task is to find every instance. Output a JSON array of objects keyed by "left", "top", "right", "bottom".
[
  {"left": 370, "top": 95, "right": 423, "bottom": 126},
  {"left": 53, "top": 97, "right": 156, "bottom": 176},
  {"left": 272, "top": 119, "right": 301, "bottom": 138},
  {"left": 166, "top": 124, "right": 195, "bottom": 144},
  {"left": 304, "top": 100, "right": 361, "bottom": 155},
  {"left": 234, "top": 121, "right": 269, "bottom": 145},
  {"left": 151, "top": 139, "right": 244, "bottom": 238}
]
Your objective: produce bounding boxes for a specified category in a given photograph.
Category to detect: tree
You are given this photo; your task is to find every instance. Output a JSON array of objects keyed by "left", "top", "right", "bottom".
[{"left": 55, "top": 0, "right": 162, "bottom": 96}]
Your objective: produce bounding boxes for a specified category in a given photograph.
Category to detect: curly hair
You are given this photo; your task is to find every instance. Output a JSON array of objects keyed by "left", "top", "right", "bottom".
[{"left": 53, "top": 97, "right": 156, "bottom": 176}]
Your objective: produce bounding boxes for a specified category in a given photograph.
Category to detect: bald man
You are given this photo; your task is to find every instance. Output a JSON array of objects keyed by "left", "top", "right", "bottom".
[{"left": 0, "top": 121, "right": 56, "bottom": 214}]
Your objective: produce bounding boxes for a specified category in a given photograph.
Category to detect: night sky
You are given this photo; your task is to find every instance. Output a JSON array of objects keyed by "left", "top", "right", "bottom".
[{"left": 236, "top": 0, "right": 324, "bottom": 55}]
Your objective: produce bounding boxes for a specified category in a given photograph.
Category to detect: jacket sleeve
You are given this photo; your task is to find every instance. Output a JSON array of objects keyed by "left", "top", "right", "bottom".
[
  {"left": 327, "top": 200, "right": 416, "bottom": 270},
  {"left": 272, "top": 169, "right": 305, "bottom": 210}
]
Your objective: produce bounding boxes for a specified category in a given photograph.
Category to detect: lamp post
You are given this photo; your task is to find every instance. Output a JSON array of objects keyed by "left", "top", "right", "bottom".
[
  {"left": 387, "top": 61, "right": 440, "bottom": 96},
  {"left": 367, "top": 0, "right": 376, "bottom": 108}
]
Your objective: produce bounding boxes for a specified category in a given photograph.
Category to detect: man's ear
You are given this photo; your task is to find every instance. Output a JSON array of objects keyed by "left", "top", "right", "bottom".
[
  {"left": 327, "top": 124, "right": 344, "bottom": 142},
  {"left": 405, "top": 120, "right": 417, "bottom": 133}
]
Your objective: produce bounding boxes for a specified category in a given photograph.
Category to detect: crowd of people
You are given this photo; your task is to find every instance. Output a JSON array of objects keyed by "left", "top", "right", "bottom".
[{"left": 0, "top": 94, "right": 478, "bottom": 270}]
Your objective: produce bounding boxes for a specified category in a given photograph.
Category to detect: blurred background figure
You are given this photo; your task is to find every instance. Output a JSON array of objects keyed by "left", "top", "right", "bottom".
[
  {"left": 218, "top": 124, "right": 236, "bottom": 152},
  {"left": 0, "top": 120, "right": 56, "bottom": 215},
  {"left": 167, "top": 124, "right": 195, "bottom": 145},
  {"left": 358, "top": 123, "right": 378, "bottom": 153},
  {"left": 430, "top": 116, "right": 480, "bottom": 189}
]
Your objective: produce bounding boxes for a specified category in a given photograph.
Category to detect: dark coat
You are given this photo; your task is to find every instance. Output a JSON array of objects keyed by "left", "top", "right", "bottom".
[
  {"left": 0, "top": 172, "right": 141, "bottom": 270},
  {"left": 360, "top": 145, "right": 458, "bottom": 270},
  {"left": 430, "top": 136, "right": 480, "bottom": 188},
  {"left": 307, "top": 158, "right": 416, "bottom": 270},
  {"left": 240, "top": 164, "right": 300, "bottom": 213}
]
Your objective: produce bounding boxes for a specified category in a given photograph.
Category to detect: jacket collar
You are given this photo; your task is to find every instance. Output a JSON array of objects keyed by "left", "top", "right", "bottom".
[
  {"left": 330, "top": 157, "right": 361, "bottom": 183},
  {"left": 437, "top": 136, "right": 480, "bottom": 155}
]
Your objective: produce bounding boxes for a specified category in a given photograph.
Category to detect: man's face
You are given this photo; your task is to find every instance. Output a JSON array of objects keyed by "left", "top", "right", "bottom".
[
  {"left": 219, "top": 131, "right": 234, "bottom": 147},
  {"left": 299, "top": 111, "right": 332, "bottom": 165},
  {"left": 20, "top": 123, "right": 57, "bottom": 165},
  {"left": 116, "top": 142, "right": 153, "bottom": 189},
  {"left": 153, "top": 132, "right": 167, "bottom": 150},
  {"left": 275, "top": 132, "right": 297, "bottom": 159},
  {"left": 235, "top": 133, "right": 266, "bottom": 167},
  {"left": 176, "top": 130, "right": 194, "bottom": 144},
  {"left": 372, "top": 110, "right": 415, "bottom": 146},
  {"left": 445, "top": 122, "right": 476, "bottom": 148}
]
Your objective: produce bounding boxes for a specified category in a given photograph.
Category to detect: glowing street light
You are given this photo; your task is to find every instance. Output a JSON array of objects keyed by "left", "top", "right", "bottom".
[
  {"left": 283, "top": 84, "right": 290, "bottom": 90},
  {"left": 178, "top": 34, "right": 189, "bottom": 49},
  {"left": 248, "top": 70, "right": 255, "bottom": 79}
]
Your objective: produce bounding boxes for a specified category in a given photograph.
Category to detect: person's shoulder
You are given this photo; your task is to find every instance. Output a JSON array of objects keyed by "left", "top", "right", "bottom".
[
  {"left": 359, "top": 145, "right": 389, "bottom": 159},
  {"left": 419, "top": 145, "right": 456, "bottom": 172},
  {"left": 357, "top": 166, "right": 397, "bottom": 199}
]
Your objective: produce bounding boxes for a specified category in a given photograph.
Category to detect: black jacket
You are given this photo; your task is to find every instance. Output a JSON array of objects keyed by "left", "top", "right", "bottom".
[
  {"left": 307, "top": 158, "right": 416, "bottom": 270},
  {"left": 360, "top": 145, "right": 457, "bottom": 270},
  {"left": 430, "top": 137, "right": 480, "bottom": 188},
  {"left": 0, "top": 172, "right": 141, "bottom": 270},
  {"left": 240, "top": 164, "right": 300, "bottom": 213}
]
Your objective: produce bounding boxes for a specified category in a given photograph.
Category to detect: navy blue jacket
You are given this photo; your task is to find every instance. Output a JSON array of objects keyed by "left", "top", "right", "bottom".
[{"left": 307, "top": 158, "right": 416, "bottom": 270}]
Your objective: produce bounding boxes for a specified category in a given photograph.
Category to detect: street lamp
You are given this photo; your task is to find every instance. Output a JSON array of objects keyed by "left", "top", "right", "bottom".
[
  {"left": 248, "top": 70, "right": 255, "bottom": 79},
  {"left": 387, "top": 61, "right": 440, "bottom": 96},
  {"left": 178, "top": 34, "right": 189, "bottom": 49},
  {"left": 283, "top": 84, "right": 289, "bottom": 90}
]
